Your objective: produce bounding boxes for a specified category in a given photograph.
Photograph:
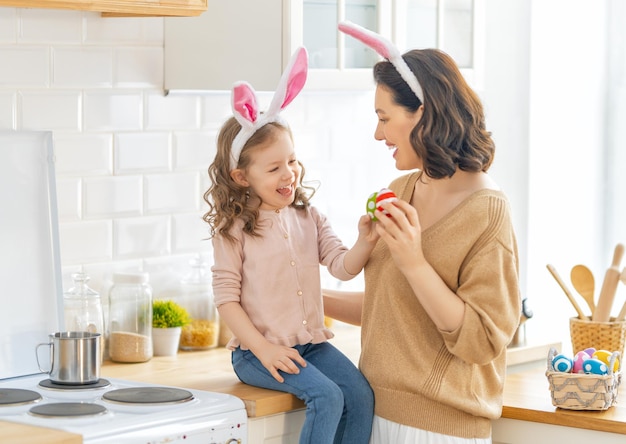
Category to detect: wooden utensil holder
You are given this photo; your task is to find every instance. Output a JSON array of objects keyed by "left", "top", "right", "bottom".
[{"left": 570, "top": 317, "right": 626, "bottom": 357}]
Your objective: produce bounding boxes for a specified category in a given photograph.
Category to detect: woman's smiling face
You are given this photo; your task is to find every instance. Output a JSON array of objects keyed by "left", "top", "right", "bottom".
[{"left": 374, "top": 85, "right": 423, "bottom": 171}]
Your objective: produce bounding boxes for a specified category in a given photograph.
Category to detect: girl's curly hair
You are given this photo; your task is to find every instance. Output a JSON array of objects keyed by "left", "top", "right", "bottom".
[{"left": 203, "top": 117, "right": 315, "bottom": 242}]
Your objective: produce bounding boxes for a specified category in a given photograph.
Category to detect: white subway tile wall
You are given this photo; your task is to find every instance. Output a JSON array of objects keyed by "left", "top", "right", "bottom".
[
  {"left": 56, "top": 177, "right": 82, "bottom": 220},
  {"left": 0, "top": 48, "right": 49, "bottom": 86},
  {"left": 0, "top": 9, "right": 16, "bottom": 41},
  {"left": 52, "top": 47, "right": 114, "bottom": 87},
  {"left": 83, "top": 175, "right": 143, "bottom": 218},
  {"left": 0, "top": 8, "right": 396, "bottom": 297},
  {"left": 0, "top": 92, "right": 15, "bottom": 127},
  {"left": 54, "top": 133, "right": 113, "bottom": 175},
  {"left": 20, "top": 91, "right": 81, "bottom": 129}
]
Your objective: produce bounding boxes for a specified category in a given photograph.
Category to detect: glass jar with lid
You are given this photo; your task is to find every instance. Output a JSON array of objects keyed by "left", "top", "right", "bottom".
[
  {"left": 63, "top": 272, "right": 105, "bottom": 362},
  {"left": 108, "top": 272, "right": 153, "bottom": 363},
  {"left": 64, "top": 272, "right": 104, "bottom": 335},
  {"left": 178, "top": 256, "right": 219, "bottom": 350}
]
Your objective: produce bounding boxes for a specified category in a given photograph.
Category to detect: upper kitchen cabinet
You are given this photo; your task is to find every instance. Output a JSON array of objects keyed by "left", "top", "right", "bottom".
[
  {"left": 0, "top": 0, "right": 207, "bottom": 16},
  {"left": 164, "top": 0, "right": 483, "bottom": 92},
  {"left": 165, "top": 0, "right": 289, "bottom": 92},
  {"left": 164, "top": 0, "right": 381, "bottom": 92}
]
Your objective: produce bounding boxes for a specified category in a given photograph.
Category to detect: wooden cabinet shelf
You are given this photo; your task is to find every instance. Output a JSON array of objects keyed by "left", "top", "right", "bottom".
[{"left": 0, "top": 0, "right": 207, "bottom": 17}]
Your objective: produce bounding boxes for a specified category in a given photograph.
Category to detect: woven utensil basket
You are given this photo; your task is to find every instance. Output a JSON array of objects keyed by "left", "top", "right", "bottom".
[
  {"left": 570, "top": 316, "right": 626, "bottom": 357},
  {"left": 546, "top": 347, "right": 621, "bottom": 410}
]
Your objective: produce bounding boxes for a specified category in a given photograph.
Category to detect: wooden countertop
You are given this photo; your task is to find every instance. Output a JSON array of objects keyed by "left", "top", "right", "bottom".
[
  {"left": 3, "top": 326, "right": 626, "bottom": 441},
  {"left": 0, "top": 421, "right": 82, "bottom": 444},
  {"left": 502, "top": 366, "right": 626, "bottom": 434},
  {"left": 101, "top": 347, "right": 305, "bottom": 417},
  {"left": 102, "top": 329, "right": 626, "bottom": 435},
  {"left": 99, "top": 323, "right": 363, "bottom": 417}
]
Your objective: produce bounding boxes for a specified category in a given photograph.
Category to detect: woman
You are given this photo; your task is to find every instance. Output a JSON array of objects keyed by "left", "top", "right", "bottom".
[{"left": 324, "top": 22, "right": 521, "bottom": 444}]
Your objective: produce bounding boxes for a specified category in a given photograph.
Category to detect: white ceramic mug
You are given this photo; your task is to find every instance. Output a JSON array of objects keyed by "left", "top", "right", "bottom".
[{"left": 36, "top": 331, "right": 101, "bottom": 385}]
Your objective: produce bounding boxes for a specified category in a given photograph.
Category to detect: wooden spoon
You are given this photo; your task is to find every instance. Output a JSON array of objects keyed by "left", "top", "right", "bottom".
[
  {"left": 546, "top": 264, "right": 589, "bottom": 320},
  {"left": 570, "top": 264, "right": 595, "bottom": 317}
]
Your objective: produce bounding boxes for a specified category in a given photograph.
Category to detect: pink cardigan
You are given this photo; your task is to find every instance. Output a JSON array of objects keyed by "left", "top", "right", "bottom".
[{"left": 212, "top": 205, "right": 357, "bottom": 350}]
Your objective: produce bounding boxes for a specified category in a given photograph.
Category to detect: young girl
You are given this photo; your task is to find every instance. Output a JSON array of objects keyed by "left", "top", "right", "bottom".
[{"left": 204, "top": 48, "right": 375, "bottom": 444}]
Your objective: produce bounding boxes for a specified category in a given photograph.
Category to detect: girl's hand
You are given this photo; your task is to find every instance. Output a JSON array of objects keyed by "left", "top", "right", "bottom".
[
  {"left": 374, "top": 199, "right": 425, "bottom": 272},
  {"left": 255, "top": 342, "right": 307, "bottom": 383},
  {"left": 357, "top": 214, "right": 380, "bottom": 244}
]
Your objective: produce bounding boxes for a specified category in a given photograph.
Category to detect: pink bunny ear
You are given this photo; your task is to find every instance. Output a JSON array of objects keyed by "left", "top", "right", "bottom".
[
  {"left": 230, "top": 81, "right": 260, "bottom": 169},
  {"left": 232, "top": 81, "right": 258, "bottom": 125},
  {"left": 338, "top": 21, "right": 424, "bottom": 103},
  {"left": 229, "top": 47, "right": 309, "bottom": 170},
  {"left": 338, "top": 21, "right": 395, "bottom": 60},
  {"left": 280, "top": 47, "right": 308, "bottom": 109},
  {"left": 268, "top": 47, "right": 308, "bottom": 116}
]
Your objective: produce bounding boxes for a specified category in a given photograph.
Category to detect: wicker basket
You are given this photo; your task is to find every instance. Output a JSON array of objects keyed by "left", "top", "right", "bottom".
[
  {"left": 546, "top": 347, "right": 621, "bottom": 410},
  {"left": 570, "top": 316, "right": 626, "bottom": 357}
]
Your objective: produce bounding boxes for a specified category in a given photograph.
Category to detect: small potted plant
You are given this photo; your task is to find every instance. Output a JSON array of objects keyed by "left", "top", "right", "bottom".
[{"left": 152, "top": 300, "right": 190, "bottom": 356}]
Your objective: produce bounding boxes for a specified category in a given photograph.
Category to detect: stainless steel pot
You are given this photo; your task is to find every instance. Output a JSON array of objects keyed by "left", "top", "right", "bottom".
[{"left": 36, "top": 331, "right": 101, "bottom": 385}]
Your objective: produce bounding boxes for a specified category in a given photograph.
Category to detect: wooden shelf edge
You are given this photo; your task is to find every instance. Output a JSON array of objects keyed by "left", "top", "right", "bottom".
[{"left": 0, "top": 1, "right": 207, "bottom": 17}]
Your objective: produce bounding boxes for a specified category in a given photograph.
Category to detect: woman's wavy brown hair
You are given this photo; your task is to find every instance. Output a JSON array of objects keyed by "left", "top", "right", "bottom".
[
  {"left": 203, "top": 117, "right": 315, "bottom": 242},
  {"left": 374, "top": 48, "right": 495, "bottom": 179}
]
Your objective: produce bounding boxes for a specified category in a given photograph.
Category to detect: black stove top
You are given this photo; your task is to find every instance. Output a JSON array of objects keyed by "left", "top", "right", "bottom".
[
  {"left": 29, "top": 402, "right": 108, "bottom": 418},
  {"left": 0, "top": 388, "right": 42, "bottom": 406},
  {"left": 38, "top": 378, "right": 111, "bottom": 390},
  {"left": 102, "top": 386, "right": 194, "bottom": 404}
]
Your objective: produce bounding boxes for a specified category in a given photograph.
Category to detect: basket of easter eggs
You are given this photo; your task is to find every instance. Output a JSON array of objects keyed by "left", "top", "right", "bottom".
[{"left": 546, "top": 346, "right": 621, "bottom": 410}]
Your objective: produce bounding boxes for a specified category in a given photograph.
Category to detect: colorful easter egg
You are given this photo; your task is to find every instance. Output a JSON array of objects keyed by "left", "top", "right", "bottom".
[
  {"left": 583, "top": 358, "right": 608, "bottom": 375},
  {"left": 573, "top": 350, "right": 591, "bottom": 374},
  {"left": 366, "top": 188, "right": 398, "bottom": 221},
  {"left": 366, "top": 192, "right": 379, "bottom": 220},
  {"left": 593, "top": 349, "right": 620, "bottom": 373},
  {"left": 584, "top": 347, "right": 596, "bottom": 356},
  {"left": 551, "top": 354, "right": 573, "bottom": 373},
  {"left": 375, "top": 188, "right": 397, "bottom": 217}
]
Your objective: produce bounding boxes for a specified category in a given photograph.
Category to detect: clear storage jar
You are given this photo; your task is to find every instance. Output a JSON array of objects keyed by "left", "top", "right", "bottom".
[
  {"left": 64, "top": 272, "right": 104, "bottom": 335},
  {"left": 63, "top": 272, "right": 105, "bottom": 362},
  {"left": 108, "top": 272, "right": 153, "bottom": 363},
  {"left": 178, "top": 257, "right": 219, "bottom": 350}
]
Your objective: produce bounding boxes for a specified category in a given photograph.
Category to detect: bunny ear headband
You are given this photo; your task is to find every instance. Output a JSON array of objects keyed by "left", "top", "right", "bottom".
[
  {"left": 229, "top": 47, "right": 308, "bottom": 170},
  {"left": 338, "top": 21, "right": 424, "bottom": 103}
]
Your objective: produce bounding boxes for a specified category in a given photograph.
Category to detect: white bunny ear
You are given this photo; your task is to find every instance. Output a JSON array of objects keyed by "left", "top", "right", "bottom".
[
  {"left": 338, "top": 21, "right": 423, "bottom": 103},
  {"left": 267, "top": 47, "right": 308, "bottom": 116},
  {"left": 229, "top": 47, "right": 309, "bottom": 170}
]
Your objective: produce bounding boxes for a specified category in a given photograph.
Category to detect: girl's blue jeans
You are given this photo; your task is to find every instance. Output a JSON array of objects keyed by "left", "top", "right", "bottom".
[{"left": 232, "top": 342, "right": 374, "bottom": 444}]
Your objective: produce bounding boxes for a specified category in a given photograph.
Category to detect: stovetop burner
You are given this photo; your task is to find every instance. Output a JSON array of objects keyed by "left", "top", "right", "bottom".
[
  {"left": 0, "top": 388, "right": 42, "bottom": 406},
  {"left": 29, "top": 402, "right": 108, "bottom": 418},
  {"left": 38, "top": 378, "right": 111, "bottom": 390},
  {"left": 102, "top": 387, "right": 194, "bottom": 405},
  {"left": 0, "top": 375, "right": 247, "bottom": 443}
]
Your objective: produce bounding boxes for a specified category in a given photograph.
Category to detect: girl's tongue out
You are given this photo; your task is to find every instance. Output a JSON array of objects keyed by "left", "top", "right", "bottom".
[{"left": 277, "top": 186, "right": 292, "bottom": 196}]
